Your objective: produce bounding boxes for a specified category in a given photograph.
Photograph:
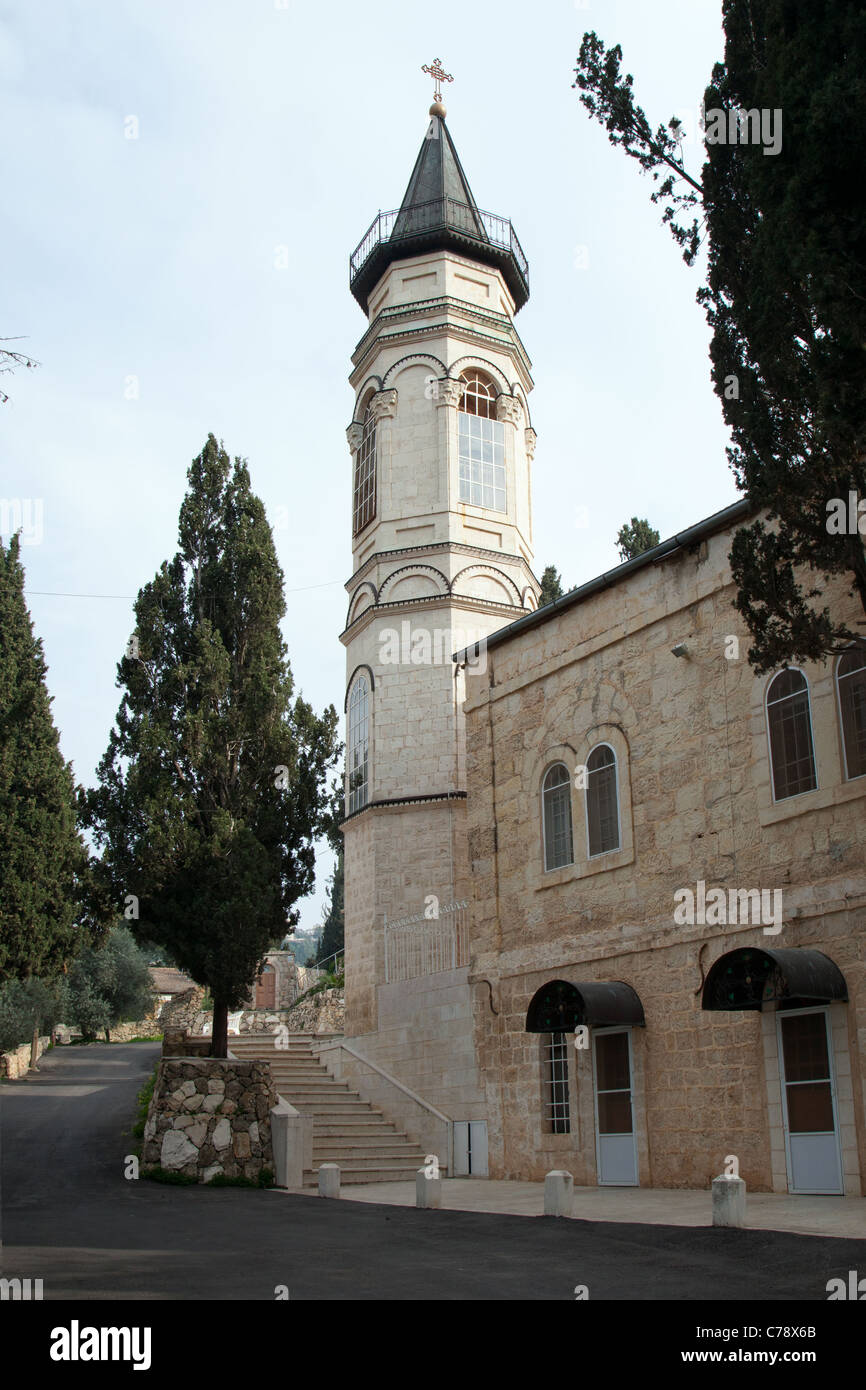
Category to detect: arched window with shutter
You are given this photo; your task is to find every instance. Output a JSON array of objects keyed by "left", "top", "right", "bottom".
[
  {"left": 352, "top": 404, "right": 377, "bottom": 536},
  {"left": 346, "top": 674, "right": 370, "bottom": 814},
  {"left": 542, "top": 762, "right": 574, "bottom": 871},
  {"left": 836, "top": 645, "right": 866, "bottom": 781},
  {"left": 766, "top": 668, "right": 817, "bottom": 801},
  {"left": 585, "top": 743, "right": 621, "bottom": 857}
]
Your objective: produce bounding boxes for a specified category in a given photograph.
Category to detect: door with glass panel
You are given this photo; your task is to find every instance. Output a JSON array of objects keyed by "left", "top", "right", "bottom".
[
  {"left": 777, "top": 1008, "right": 843, "bottom": 1194},
  {"left": 593, "top": 1027, "right": 638, "bottom": 1185}
]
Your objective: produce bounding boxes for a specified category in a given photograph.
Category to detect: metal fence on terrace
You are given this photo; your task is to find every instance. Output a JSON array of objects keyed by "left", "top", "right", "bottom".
[{"left": 384, "top": 900, "right": 469, "bottom": 984}]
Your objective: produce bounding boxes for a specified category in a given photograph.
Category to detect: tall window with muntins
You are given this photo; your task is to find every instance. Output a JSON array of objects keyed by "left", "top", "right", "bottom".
[
  {"left": 346, "top": 676, "right": 370, "bottom": 815},
  {"left": 458, "top": 370, "right": 506, "bottom": 512},
  {"left": 542, "top": 763, "right": 574, "bottom": 871},
  {"left": 836, "top": 645, "right": 866, "bottom": 780},
  {"left": 586, "top": 743, "right": 621, "bottom": 857},
  {"left": 766, "top": 668, "right": 817, "bottom": 800},
  {"left": 352, "top": 405, "right": 377, "bottom": 536},
  {"left": 543, "top": 1032, "right": 571, "bottom": 1134}
]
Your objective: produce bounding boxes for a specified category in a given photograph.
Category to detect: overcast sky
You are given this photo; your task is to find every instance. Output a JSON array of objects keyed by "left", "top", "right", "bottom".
[{"left": 3, "top": 0, "right": 730, "bottom": 931}]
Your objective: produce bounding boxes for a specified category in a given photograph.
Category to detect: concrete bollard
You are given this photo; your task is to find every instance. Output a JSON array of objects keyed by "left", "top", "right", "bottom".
[
  {"left": 318, "top": 1163, "right": 341, "bottom": 1199},
  {"left": 712, "top": 1174, "right": 747, "bottom": 1227},
  {"left": 416, "top": 1168, "right": 442, "bottom": 1209},
  {"left": 544, "top": 1169, "right": 574, "bottom": 1217}
]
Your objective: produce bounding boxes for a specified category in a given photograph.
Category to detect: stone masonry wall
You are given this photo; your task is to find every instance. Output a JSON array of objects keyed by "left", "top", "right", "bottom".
[
  {"left": 463, "top": 521, "right": 866, "bottom": 1190},
  {"left": 143, "top": 1057, "right": 277, "bottom": 1182}
]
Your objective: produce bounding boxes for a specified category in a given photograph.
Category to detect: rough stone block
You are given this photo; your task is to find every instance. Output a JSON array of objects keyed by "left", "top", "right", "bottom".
[{"left": 161, "top": 1130, "right": 198, "bottom": 1171}]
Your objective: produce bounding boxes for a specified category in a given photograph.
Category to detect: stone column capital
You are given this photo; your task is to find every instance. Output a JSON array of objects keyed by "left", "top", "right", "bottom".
[
  {"left": 346, "top": 422, "right": 365, "bottom": 454},
  {"left": 496, "top": 394, "right": 523, "bottom": 427},
  {"left": 435, "top": 377, "right": 465, "bottom": 409},
  {"left": 370, "top": 388, "right": 399, "bottom": 422},
  {"left": 524, "top": 427, "right": 538, "bottom": 460}
]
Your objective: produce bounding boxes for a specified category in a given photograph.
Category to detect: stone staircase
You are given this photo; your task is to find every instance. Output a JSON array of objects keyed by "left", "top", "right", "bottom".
[{"left": 228, "top": 1033, "right": 432, "bottom": 1186}]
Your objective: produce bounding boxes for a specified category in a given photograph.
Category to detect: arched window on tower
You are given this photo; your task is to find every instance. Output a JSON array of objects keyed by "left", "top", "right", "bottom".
[
  {"left": 836, "top": 645, "right": 866, "bottom": 780},
  {"left": 585, "top": 743, "right": 621, "bottom": 857},
  {"left": 346, "top": 675, "right": 370, "bottom": 815},
  {"left": 542, "top": 763, "right": 574, "bottom": 871},
  {"left": 353, "top": 403, "right": 377, "bottom": 537},
  {"left": 458, "top": 369, "right": 506, "bottom": 513},
  {"left": 766, "top": 668, "right": 817, "bottom": 800}
]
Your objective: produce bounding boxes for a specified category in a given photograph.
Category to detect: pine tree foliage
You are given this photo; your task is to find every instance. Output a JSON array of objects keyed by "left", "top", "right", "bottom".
[
  {"left": 0, "top": 534, "right": 90, "bottom": 984},
  {"left": 316, "top": 851, "right": 344, "bottom": 966},
  {"left": 539, "top": 566, "right": 565, "bottom": 607},
  {"left": 80, "top": 436, "right": 341, "bottom": 1055},
  {"left": 616, "top": 518, "right": 660, "bottom": 562},
  {"left": 575, "top": 4, "right": 866, "bottom": 671}
]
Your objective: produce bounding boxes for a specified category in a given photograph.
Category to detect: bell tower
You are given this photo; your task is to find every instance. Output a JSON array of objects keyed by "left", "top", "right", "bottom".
[{"left": 340, "top": 79, "right": 539, "bottom": 1077}]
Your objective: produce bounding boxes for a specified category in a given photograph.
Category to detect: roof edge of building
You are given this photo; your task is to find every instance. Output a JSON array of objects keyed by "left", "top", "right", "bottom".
[{"left": 453, "top": 497, "right": 752, "bottom": 663}]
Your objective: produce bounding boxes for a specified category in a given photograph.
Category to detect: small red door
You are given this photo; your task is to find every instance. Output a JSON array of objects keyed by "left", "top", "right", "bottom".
[{"left": 255, "top": 965, "right": 276, "bottom": 1009}]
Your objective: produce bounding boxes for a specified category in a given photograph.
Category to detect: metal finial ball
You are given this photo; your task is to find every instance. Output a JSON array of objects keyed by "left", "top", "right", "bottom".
[{"left": 429, "top": 100, "right": 447, "bottom": 118}]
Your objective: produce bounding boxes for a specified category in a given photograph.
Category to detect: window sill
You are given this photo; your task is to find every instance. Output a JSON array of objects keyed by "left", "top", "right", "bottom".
[
  {"left": 535, "top": 845, "right": 635, "bottom": 891},
  {"left": 759, "top": 778, "right": 866, "bottom": 828}
]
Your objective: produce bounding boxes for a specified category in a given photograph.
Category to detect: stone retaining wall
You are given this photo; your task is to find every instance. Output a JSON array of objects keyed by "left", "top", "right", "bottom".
[
  {"left": 142, "top": 1056, "right": 277, "bottom": 1182},
  {"left": 0, "top": 1035, "right": 51, "bottom": 1079}
]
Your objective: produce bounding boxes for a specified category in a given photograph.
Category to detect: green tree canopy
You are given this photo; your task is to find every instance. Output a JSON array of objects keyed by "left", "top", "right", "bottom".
[
  {"left": 0, "top": 975, "right": 68, "bottom": 1053},
  {"left": 80, "top": 435, "right": 341, "bottom": 1055},
  {"left": 575, "top": 4, "right": 866, "bottom": 671},
  {"left": 316, "top": 851, "right": 344, "bottom": 966},
  {"left": 616, "top": 518, "right": 660, "bottom": 563},
  {"left": 66, "top": 925, "right": 155, "bottom": 1040},
  {"left": 0, "top": 534, "right": 91, "bottom": 984},
  {"left": 539, "top": 566, "right": 565, "bottom": 607}
]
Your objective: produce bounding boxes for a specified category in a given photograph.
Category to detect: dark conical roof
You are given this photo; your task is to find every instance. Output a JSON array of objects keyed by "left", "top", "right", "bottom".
[
  {"left": 391, "top": 115, "right": 488, "bottom": 242},
  {"left": 349, "top": 115, "right": 529, "bottom": 314}
]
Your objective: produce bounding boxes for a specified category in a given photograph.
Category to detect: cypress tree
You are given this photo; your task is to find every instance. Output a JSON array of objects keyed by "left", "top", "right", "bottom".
[
  {"left": 575, "top": 4, "right": 866, "bottom": 670},
  {"left": 0, "top": 534, "right": 88, "bottom": 984},
  {"left": 81, "top": 436, "right": 340, "bottom": 1056}
]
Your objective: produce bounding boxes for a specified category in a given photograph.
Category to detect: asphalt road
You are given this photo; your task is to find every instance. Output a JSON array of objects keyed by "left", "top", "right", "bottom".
[{"left": 2, "top": 1042, "right": 866, "bottom": 1301}]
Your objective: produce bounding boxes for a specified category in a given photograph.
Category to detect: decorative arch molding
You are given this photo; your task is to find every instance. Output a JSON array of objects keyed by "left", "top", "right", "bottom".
[
  {"left": 344, "top": 664, "right": 376, "bottom": 713},
  {"left": 346, "top": 582, "right": 378, "bottom": 626},
  {"left": 377, "top": 564, "right": 450, "bottom": 603},
  {"left": 451, "top": 563, "right": 522, "bottom": 606},
  {"left": 382, "top": 353, "right": 447, "bottom": 388},
  {"left": 588, "top": 680, "right": 635, "bottom": 730},
  {"left": 521, "top": 586, "right": 538, "bottom": 612},
  {"left": 448, "top": 356, "right": 510, "bottom": 395},
  {"left": 528, "top": 742, "right": 578, "bottom": 809},
  {"left": 351, "top": 377, "right": 384, "bottom": 422}
]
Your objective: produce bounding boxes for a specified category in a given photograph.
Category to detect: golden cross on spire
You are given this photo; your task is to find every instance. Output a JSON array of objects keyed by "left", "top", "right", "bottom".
[{"left": 422, "top": 57, "right": 454, "bottom": 103}]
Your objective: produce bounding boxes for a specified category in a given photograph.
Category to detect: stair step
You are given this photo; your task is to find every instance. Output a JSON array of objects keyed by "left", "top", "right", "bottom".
[{"left": 311, "top": 1145, "right": 422, "bottom": 1156}]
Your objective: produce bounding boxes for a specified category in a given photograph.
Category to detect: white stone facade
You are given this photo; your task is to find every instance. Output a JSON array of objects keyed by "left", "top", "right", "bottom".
[{"left": 341, "top": 244, "right": 540, "bottom": 1113}]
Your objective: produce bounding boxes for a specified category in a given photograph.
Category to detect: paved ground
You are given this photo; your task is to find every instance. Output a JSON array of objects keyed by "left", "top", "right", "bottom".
[
  {"left": 310, "top": 1177, "right": 866, "bottom": 1239},
  {"left": 3, "top": 1042, "right": 866, "bottom": 1301}
]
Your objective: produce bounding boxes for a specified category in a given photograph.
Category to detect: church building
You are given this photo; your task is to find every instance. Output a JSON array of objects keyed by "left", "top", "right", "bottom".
[{"left": 337, "top": 79, "right": 866, "bottom": 1195}]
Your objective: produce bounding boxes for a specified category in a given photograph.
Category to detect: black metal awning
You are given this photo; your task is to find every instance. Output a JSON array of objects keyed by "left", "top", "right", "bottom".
[
  {"left": 525, "top": 979, "right": 645, "bottom": 1033},
  {"left": 702, "top": 947, "right": 848, "bottom": 1012}
]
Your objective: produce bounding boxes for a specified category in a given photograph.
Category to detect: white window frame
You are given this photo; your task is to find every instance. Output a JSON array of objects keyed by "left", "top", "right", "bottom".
[
  {"left": 765, "top": 666, "right": 819, "bottom": 803},
  {"left": 584, "top": 741, "right": 621, "bottom": 859},
  {"left": 835, "top": 646, "right": 866, "bottom": 782},
  {"left": 541, "top": 761, "right": 574, "bottom": 872},
  {"left": 346, "top": 675, "right": 370, "bottom": 815}
]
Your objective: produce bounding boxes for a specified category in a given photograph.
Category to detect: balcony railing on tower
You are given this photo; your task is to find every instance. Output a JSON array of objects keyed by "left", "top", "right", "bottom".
[{"left": 350, "top": 199, "right": 529, "bottom": 311}]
